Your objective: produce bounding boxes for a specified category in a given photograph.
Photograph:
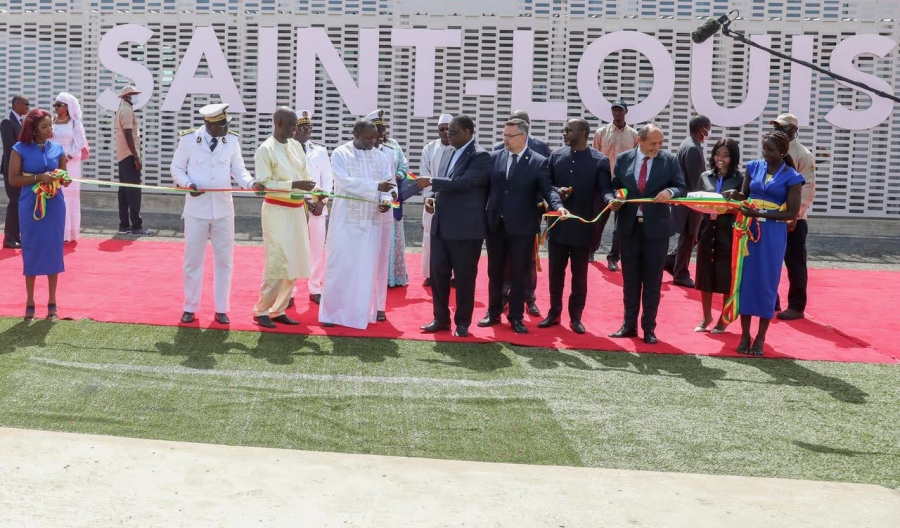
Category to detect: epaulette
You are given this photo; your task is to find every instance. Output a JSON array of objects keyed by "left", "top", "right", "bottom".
[
  {"left": 228, "top": 130, "right": 240, "bottom": 136},
  {"left": 309, "top": 141, "right": 326, "bottom": 149},
  {"left": 179, "top": 128, "right": 196, "bottom": 136}
]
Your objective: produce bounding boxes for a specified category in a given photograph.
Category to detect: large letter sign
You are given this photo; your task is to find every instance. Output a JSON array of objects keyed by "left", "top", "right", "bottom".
[
  {"left": 162, "top": 27, "right": 246, "bottom": 112},
  {"left": 512, "top": 31, "right": 567, "bottom": 121},
  {"left": 97, "top": 24, "right": 155, "bottom": 111},
  {"left": 391, "top": 29, "right": 461, "bottom": 117},
  {"left": 825, "top": 34, "right": 897, "bottom": 130},
  {"left": 577, "top": 31, "right": 676, "bottom": 123},
  {"left": 296, "top": 28, "right": 379, "bottom": 116}
]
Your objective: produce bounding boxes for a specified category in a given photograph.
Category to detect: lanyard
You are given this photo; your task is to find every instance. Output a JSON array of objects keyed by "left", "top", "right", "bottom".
[
  {"left": 715, "top": 177, "right": 723, "bottom": 194},
  {"left": 762, "top": 162, "right": 788, "bottom": 191}
]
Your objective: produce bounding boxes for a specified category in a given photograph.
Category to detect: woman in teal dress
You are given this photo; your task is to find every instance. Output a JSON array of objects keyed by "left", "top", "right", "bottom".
[
  {"left": 7, "top": 109, "right": 69, "bottom": 320},
  {"left": 724, "top": 131, "right": 804, "bottom": 356}
]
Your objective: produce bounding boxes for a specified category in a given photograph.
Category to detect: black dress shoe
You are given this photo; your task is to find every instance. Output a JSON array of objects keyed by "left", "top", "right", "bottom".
[
  {"left": 453, "top": 326, "right": 469, "bottom": 337},
  {"left": 673, "top": 279, "right": 696, "bottom": 288},
  {"left": 527, "top": 302, "right": 541, "bottom": 317},
  {"left": 287, "top": 297, "right": 295, "bottom": 309},
  {"left": 570, "top": 320, "right": 586, "bottom": 334},
  {"left": 511, "top": 320, "right": 528, "bottom": 334},
  {"left": 321, "top": 322, "right": 335, "bottom": 328},
  {"left": 180, "top": 311, "right": 195, "bottom": 324},
  {"left": 214, "top": 313, "right": 230, "bottom": 325},
  {"left": 477, "top": 315, "right": 501, "bottom": 327},
  {"left": 607, "top": 259, "right": 619, "bottom": 272},
  {"left": 309, "top": 293, "right": 321, "bottom": 305},
  {"left": 2, "top": 241, "right": 21, "bottom": 249},
  {"left": 272, "top": 314, "right": 300, "bottom": 325},
  {"left": 420, "top": 320, "right": 451, "bottom": 333},
  {"left": 254, "top": 315, "right": 276, "bottom": 329},
  {"left": 643, "top": 330, "right": 658, "bottom": 344},
  {"left": 422, "top": 278, "right": 432, "bottom": 287},
  {"left": 376, "top": 311, "right": 387, "bottom": 322},
  {"left": 609, "top": 326, "right": 638, "bottom": 338},
  {"left": 537, "top": 315, "right": 560, "bottom": 328}
]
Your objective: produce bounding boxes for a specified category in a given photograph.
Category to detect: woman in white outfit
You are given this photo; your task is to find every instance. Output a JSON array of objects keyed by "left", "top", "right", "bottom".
[{"left": 52, "top": 92, "right": 89, "bottom": 243}]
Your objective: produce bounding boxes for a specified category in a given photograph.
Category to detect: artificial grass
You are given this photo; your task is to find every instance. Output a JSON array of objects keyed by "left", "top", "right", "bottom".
[{"left": 0, "top": 317, "right": 898, "bottom": 489}]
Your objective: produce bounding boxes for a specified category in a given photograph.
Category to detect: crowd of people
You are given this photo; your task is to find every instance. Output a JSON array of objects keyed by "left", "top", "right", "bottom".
[{"left": 0, "top": 90, "right": 817, "bottom": 356}]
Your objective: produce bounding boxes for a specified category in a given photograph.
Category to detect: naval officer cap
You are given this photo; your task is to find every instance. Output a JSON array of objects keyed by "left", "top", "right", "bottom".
[
  {"left": 200, "top": 103, "right": 232, "bottom": 123},
  {"left": 438, "top": 113, "right": 453, "bottom": 125},
  {"left": 296, "top": 109, "right": 312, "bottom": 125},
  {"left": 364, "top": 109, "right": 386, "bottom": 126}
]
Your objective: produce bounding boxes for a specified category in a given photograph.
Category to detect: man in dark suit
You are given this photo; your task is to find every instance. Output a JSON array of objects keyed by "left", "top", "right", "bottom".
[
  {"left": 607, "top": 124, "right": 686, "bottom": 344},
  {"left": 492, "top": 109, "right": 550, "bottom": 316},
  {"left": 665, "top": 115, "right": 710, "bottom": 288},
  {"left": 479, "top": 119, "right": 567, "bottom": 334},
  {"left": 1, "top": 95, "right": 29, "bottom": 249},
  {"left": 539, "top": 118, "right": 611, "bottom": 334},
  {"left": 416, "top": 115, "right": 491, "bottom": 338}
]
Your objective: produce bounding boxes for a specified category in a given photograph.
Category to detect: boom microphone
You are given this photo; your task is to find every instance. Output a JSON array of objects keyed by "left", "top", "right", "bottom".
[{"left": 691, "top": 14, "right": 729, "bottom": 44}]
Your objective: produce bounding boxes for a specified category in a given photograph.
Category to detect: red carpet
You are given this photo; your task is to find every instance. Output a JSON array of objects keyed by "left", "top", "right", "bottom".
[{"left": 0, "top": 238, "right": 896, "bottom": 364}]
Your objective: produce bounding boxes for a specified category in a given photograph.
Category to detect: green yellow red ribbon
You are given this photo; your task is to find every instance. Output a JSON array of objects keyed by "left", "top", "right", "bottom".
[{"left": 31, "top": 169, "right": 70, "bottom": 220}]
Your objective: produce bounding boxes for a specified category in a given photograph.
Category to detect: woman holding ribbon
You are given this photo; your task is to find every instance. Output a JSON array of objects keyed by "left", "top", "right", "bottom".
[
  {"left": 6, "top": 108, "right": 69, "bottom": 320},
  {"left": 52, "top": 92, "right": 89, "bottom": 243},
  {"left": 724, "top": 131, "right": 803, "bottom": 356},
  {"left": 694, "top": 138, "right": 743, "bottom": 334}
]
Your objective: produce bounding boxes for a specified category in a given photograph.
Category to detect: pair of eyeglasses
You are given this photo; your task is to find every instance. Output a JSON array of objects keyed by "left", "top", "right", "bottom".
[
  {"left": 298, "top": 125, "right": 311, "bottom": 132},
  {"left": 52, "top": 103, "right": 67, "bottom": 108},
  {"left": 503, "top": 133, "right": 524, "bottom": 140},
  {"left": 446, "top": 129, "right": 461, "bottom": 136}
]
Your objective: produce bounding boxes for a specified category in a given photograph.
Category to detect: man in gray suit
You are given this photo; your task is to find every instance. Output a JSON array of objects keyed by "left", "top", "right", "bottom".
[{"left": 2, "top": 95, "right": 30, "bottom": 249}]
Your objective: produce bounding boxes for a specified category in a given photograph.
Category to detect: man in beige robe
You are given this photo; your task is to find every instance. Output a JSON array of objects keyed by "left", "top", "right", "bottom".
[{"left": 252, "top": 107, "right": 318, "bottom": 328}]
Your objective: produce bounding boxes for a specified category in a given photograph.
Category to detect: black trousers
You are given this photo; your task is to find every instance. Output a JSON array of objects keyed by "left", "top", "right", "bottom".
[
  {"left": 430, "top": 234, "right": 483, "bottom": 327},
  {"left": 548, "top": 241, "right": 591, "bottom": 321},
  {"left": 665, "top": 226, "right": 697, "bottom": 283},
  {"left": 620, "top": 222, "right": 668, "bottom": 331},
  {"left": 591, "top": 207, "right": 621, "bottom": 261},
  {"left": 118, "top": 156, "right": 143, "bottom": 231},
  {"left": 783, "top": 219, "right": 809, "bottom": 312},
  {"left": 502, "top": 251, "right": 537, "bottom": 304},
  {"left": 3, "top": 175, "right": 21, "bottom": 243},
  {"left": 486, "top": 225, "right": 533, "bottom": 322}
]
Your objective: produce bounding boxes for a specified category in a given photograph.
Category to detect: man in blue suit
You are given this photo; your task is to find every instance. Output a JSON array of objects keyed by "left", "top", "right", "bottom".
[
  {"left": 416, "top": 115, "right": 491, "bottom": 338},
  {"left": 479, "top": 119, "right": 568, "bottom": 334},
  {"left": 607, "top": 124, "right": 686, "bottom": 344},
  {"left": 493, "top": 109, "right": 551, "bottom": 316}
]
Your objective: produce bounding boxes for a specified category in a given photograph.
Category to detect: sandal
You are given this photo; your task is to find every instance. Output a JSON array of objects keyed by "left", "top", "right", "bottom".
[
  {"left": 736, "top": 337, "right": 752, "bottom": 355},
  {"left": 24, "top": 305, "right": 35, "bottom": 321},
  {"left": 693, "top": 318, "right": 713, "bottom": 332},
  {"left": 47, "top": 303, "right": 58, "bottom": 321},
  {"left": 710, "top": 322, "right": 728, "bottom": 334}
]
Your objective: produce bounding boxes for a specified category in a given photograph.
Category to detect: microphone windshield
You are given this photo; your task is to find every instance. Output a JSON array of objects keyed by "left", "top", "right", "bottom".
[{"left": 691, "top": 18, "right": 722, "bottom": 44}]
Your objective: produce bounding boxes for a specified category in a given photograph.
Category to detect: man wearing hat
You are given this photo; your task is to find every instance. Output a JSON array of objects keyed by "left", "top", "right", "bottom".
[
  {"left": 591, "top": 99, "right": 639, "bottom": 270},
  {"left": 114, "top": 85, "right": 154, "bottom": 236},
  {"left": 293, "top": 109, "right": 333, "bottom": 305},
  {"left": 171, "top": 103, "right": 262, "bottom": 325},
  {"left": 770, "top": 113, "right": 816, "bottom": 321},
  {"left": 419, "top": 113, "right": 454, "bottom": 287}
]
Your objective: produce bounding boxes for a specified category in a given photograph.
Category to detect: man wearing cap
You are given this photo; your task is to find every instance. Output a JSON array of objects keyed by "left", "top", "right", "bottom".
[
  {"left": 319, "top": 118, "right": 396, "bottom": 330},
  {"left": 170, "top": 103, "right": 262, "bottom": 325},
  {"left": 114, "top": 86, "right": 154, "bottom": 236},
  {"left": 771, "top": 113, "right": 816, "bottom": 321},
  {"left": 591, "top": 99, "right": 639, "bottom": 271},
  {"left": 252, "top": 107, "right": 319, "bottom": 329},
  {"left": 419, "top": 113, "right": 454, "bottom": 287},
  {"left": 293, "top": 109, "right": 333, "bottom": 305}
]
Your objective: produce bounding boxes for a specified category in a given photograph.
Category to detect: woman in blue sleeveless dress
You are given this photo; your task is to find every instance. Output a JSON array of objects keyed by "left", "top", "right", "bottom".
[
  {"left": 724, "top": 131, "right": 804, "bottom": 356},
  {"left": 7, "top": 109, "right": 69, "bottom": 320}
]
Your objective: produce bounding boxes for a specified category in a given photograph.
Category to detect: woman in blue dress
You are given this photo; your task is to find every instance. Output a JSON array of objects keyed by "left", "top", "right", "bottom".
[
  {"left": 723, "top": 131, "right": 804, "bottom": 356},
  {"left": 7, "top": 108, "right": 69, "bottom": 321}
]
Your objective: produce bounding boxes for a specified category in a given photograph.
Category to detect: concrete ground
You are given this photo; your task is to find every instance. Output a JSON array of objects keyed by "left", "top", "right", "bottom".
[{"left": 1, "top": 427, "right": 898, "bottom": 528}]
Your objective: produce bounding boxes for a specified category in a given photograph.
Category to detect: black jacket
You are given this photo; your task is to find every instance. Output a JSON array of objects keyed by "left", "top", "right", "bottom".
[
  {"left": 1, "top": 111, "right": 23, "bottom": 176},
  {"left": 547, "top": 146, "right": 612, "bottom": 247},
  {"left": 431, "top": 141, "right": 492, "bottom": 241},
  {"left": 486, "top": 148, "right": 562, "bottom": 236}
]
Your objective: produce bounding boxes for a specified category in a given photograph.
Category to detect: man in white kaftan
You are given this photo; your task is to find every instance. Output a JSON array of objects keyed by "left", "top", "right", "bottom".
[
  {"left": 319, "top": 119, "right": 395, "bottom": 330},
  {"left": 252, "top": 108, "right": 318, "bottom": 329},
  {"left": 419, "top": 113, "right": 454, "bottom": 286}
]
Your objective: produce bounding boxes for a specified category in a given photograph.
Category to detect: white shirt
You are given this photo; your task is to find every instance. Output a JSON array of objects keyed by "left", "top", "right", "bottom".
[
  {"left": 446, "top": 137, "right": 475, "bottom": 176},
  {"left": 303, "top": 140, "right": 334, "bottom": 216},
  {"left": 420, "top": 138, "right": 452, "bottom": 198}
]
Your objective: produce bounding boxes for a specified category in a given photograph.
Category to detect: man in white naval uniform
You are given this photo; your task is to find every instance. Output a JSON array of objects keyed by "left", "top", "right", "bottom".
[
  {"left": 419, "top": 113, "right": 453, "bottom": 287},
  {"left": 292, "top": 109, "right": 333, "bottom": 305},
  {"left": 170, "top": 103, "right": 261, "bottom": 325}
]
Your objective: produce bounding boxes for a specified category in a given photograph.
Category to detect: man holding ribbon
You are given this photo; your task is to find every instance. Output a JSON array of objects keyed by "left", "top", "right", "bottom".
[
  {"left": 170, "top": 103, "right": 262, "bottom": 325},
  {"left": 252, "top": 107, "right": 318, "bottom": 329}
]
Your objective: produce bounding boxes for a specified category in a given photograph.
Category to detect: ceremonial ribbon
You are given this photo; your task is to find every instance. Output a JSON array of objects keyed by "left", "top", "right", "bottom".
[{"left": 30, "top": 169, "right": 70, "bottom": 220}]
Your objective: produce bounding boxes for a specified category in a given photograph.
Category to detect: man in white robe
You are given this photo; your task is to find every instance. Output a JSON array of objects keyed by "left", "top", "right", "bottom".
[
  {"left": 419, "top": 113, "right": 453, "bottom": 287},
  {"left": 170, "top": 103, "right": 261, "bottom": 325},
  {"left": 319, "top": 119, "right": 395, "bottom": 329},
  {"left": 252, "top": 107, "right": 318, "bottom": 329}
]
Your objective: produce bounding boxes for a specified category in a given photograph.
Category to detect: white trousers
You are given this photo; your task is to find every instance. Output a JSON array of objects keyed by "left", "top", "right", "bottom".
[
  {"left": 421, "top": 207, "right": 433, "bottom": 278},
  {"left": 254, "top": 279, "right": 295, "bottom": 317},
  {"left": 183, "top": 215, "right": 235, "bottom": 314},
  {"left": 308, "top": 214, "right": 327, "bottom": 295},
  {"left": 375, "top": 213, "right": 392, "bottom": 311}
]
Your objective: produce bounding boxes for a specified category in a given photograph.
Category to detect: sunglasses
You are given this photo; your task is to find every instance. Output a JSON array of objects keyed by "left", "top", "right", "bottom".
[{"left": 52, "top": 103, "right": 67, "bottom": 108}]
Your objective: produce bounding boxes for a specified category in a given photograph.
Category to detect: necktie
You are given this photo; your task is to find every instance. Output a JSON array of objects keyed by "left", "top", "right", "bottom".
[
  {"left": 444, "top": 148, "right": 457, "bottom": 178},
  {"left": 507, "top": 153, "right": 518, "bottom": 180},
  {"left": 637, "top": 156, "right": 649, "bottom": 194},
  {"left": 301, "top": 142, "right": 307, "bottom": 154},
  {"left": 209, "top": 137, "right": 218, "bottom": 152}
]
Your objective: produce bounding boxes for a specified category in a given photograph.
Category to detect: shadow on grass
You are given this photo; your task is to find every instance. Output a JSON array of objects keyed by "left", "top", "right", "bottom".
[
  {"left": 581, "top": 350, "right": 728, "bottom": 388},
  {"left": 508, "top": 345, "right": 596, "bottom": 371},
  {"left": 422, "top": 340, "right": 512, "bottom": 373},
  {"left": 325, "top": 335, "right": 398, "bottom": 364},
  {"left": 0, "top": 319, "right": 55, "bottom": 355},
  {"left": 155, "top": 326, "right": 251, "bottom": 369},
  {"left": 792, "top": 440, "right": 897, "bottom": 457},
  {"left": 252, "top": 328, "right": 324, "bottom": 365},
  {"left": 727, "top": 357, "right": 869, "bottom": 404}
]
